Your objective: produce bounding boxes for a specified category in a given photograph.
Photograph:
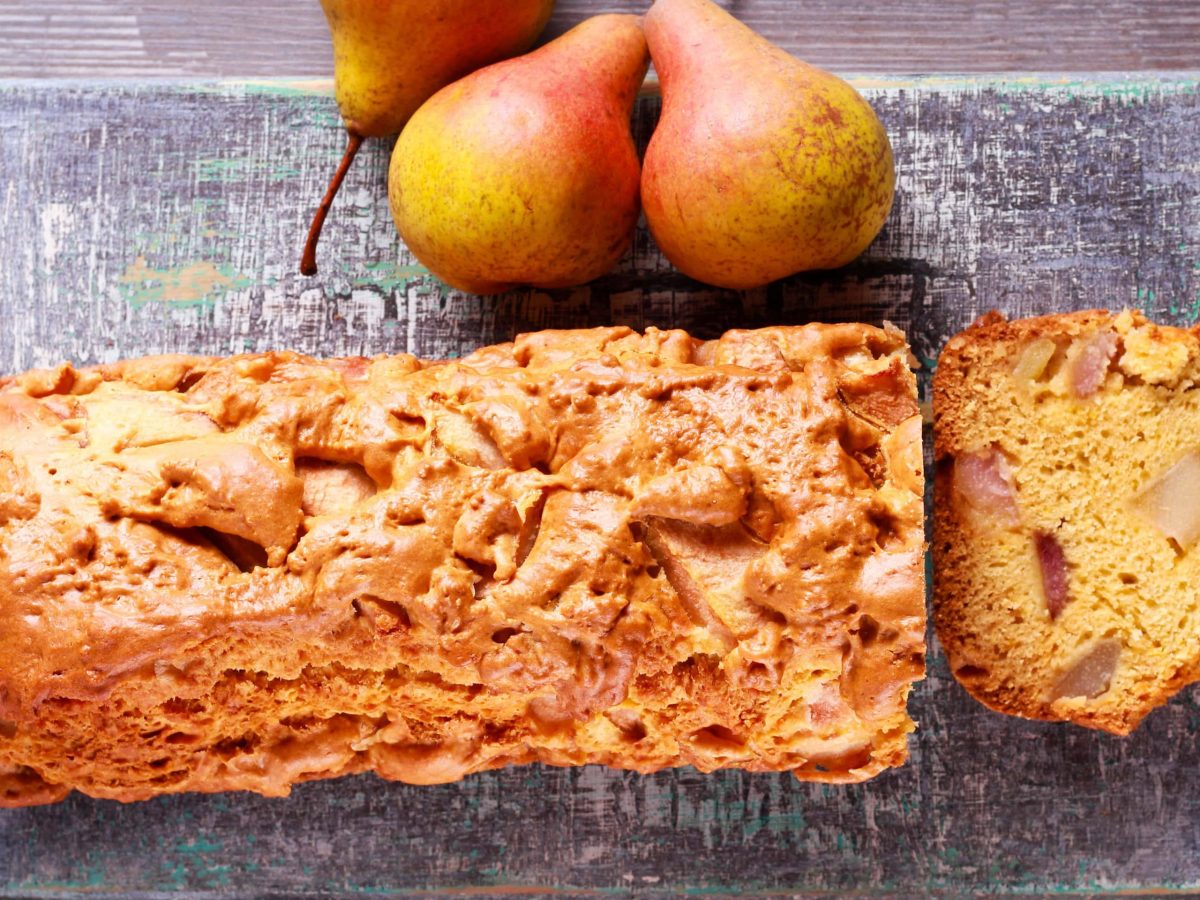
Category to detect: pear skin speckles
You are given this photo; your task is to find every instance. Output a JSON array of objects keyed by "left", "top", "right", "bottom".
[{"left": 642, "top": 0, "right": 895, "bottom": 290}]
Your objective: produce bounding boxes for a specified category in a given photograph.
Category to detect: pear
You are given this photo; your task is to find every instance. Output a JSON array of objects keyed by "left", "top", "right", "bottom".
[
  {"left": 388, "top": 15, "right": 649, "bottom": 295},
  {"left": 641, "top": 0, "right": 895, "bottom": 290},
  {"left": 300, "top": 0, "right": 556, "bottom": 276}
]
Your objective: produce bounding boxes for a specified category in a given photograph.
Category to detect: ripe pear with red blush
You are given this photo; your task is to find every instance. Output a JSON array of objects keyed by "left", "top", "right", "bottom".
[
  {"left": 641, "top": 0, "right": 896, "bottom": 289},
  {"left": 300, "top": 0, "right": 556, "bottom": 276},
  {"left": 389, "top": 15, "right": 649, "bottom": 294}
]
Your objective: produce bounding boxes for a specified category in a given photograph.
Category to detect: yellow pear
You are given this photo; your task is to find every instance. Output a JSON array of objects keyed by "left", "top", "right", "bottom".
[
  {"left": 300, "top": 0, "right": 556, "bottom": 275},
  {"left": 388, "top": 15, "right": 649, "bottom": 295},
  {"left": 641, "top": 0, "right": 895, "bottom": 289}
]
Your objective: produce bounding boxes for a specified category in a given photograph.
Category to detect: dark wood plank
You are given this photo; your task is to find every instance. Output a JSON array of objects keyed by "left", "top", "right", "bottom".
[
  {"left": 3, "top": 0, "right": 1200, "bottom": 78},
  {"left": 1, "top": 75, "right": 1199, "bottom": 895}
]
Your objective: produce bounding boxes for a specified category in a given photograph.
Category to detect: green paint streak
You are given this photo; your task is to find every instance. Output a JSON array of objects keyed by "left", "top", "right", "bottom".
[
  {"left": 215, "top": 72, "right": 1200, "bottom": 100},
  {"left": 218, "top": 77, "right": 335, "bottom": 98},
  {"left": 174, "top": 834, "right": 222, "bottom": 856},
  {"left": 195, "top": 156, "right": 301, "bottom": 184},
  {"left": 857, "top": 72, "right": 1200, "bottom": 99},
  {"left": 117, "top": 257, "right": 254, "bottom": 309},
  {"left": 352, "top": 261, "right": 432, "bottom": 292}
]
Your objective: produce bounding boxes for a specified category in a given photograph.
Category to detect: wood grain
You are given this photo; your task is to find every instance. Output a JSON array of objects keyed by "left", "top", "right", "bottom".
[
  {"left": 3, "top": 0, "right": 1200, "bottom": 77},
  {"left": 1, "top": 75, "right": 1199, "bottom": 895}
]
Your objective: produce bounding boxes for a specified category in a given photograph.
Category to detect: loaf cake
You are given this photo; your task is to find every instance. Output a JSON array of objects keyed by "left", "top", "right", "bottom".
[
  {"left": 935, "top": 309, "right": 1200, "bottom": 734},
  {"left": 0, "top": 324, "right": 925, "bottom": 807}
]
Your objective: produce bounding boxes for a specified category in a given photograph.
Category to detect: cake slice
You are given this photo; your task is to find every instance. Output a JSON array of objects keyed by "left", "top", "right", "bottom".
[{"left": 934, "top": 309, "right": 1200, "bottom": 734}]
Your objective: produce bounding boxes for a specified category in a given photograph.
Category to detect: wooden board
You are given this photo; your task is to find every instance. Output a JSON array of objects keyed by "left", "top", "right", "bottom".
[
  {"left": 4, "top": 1, "right": 1200, "bottom": 77},
  {"left": 1, "top": 74, "right": 1200, "bottom": 896}
]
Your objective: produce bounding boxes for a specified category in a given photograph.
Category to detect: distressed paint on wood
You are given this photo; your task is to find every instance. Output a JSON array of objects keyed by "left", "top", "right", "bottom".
[
  {"left": 0, "top": 75, "right": 1199, "bottom": 896},
  {"left": 5, "top": 0, "right": 1200, "bottom": 78}
]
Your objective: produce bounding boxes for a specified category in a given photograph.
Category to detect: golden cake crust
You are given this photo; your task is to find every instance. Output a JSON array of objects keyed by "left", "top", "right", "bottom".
[
  {"left": 934, "top": 309, "right": 1200, "bottom": 734},
  {"left": 0, "top": 325, "right": 924, "bottom": 806}
]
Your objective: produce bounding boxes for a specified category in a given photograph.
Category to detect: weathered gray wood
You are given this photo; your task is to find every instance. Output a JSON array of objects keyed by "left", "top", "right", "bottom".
[
  {"left": 1, "top": 75, "right": 1200, "bottom": 896},
  {"left": 4, "top": 0, "right": 1200, "bottom": 78}
]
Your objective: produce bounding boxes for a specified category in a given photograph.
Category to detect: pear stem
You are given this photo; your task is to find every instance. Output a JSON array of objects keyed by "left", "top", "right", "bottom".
[{"left": 300, "top": 130, "right": 365, "bottom": 277}]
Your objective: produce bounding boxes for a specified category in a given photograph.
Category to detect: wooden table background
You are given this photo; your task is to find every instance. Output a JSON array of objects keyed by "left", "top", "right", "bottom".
[
  {"left": 2, "top": 0, "right": 1200, "bottom": 76},
  {"left": 3, "top": 1, "right": 1200, "bottom": 897}
]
